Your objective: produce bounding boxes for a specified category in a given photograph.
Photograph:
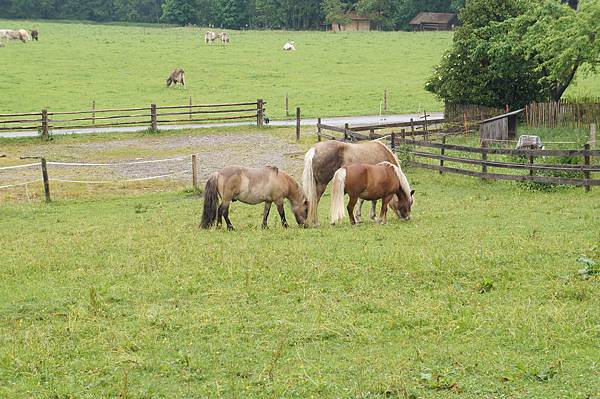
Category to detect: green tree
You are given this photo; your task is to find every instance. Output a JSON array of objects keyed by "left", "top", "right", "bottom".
[
  {"left": 160, "top": 0, "right": 196, "bottom": 25},
  {"left": 322, "top": 0, "right": 350, "bottom": 29},
  {"left": 426, "top": 0, "right": 600, "bottom": 108}
]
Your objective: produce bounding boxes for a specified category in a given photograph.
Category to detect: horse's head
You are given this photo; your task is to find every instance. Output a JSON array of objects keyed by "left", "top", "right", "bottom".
[
  {"left": 390, "top": 190, "right": 415, "bottom": 221},
  {"left": 292, "top": 196, "right": 309, "bottom": 227}
]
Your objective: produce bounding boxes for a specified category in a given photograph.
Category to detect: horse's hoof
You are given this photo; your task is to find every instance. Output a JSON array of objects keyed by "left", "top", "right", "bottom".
[
  {"left": 261, "top": 224, "right": 269, "bottom": 230},
  {"left": 227, "top": 226, "right": 234, "bottom": 231}
]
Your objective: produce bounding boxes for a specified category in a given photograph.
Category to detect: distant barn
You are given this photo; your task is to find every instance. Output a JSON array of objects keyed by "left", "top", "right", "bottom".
[
  {"left": 409, "top": 12, "right": 459, "bottom": 31},
  {"left": 330, "top": 12, "right": 372, "bottom": 32}
]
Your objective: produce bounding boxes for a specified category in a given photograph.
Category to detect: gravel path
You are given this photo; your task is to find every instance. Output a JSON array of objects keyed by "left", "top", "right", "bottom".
[{"left": 0, "top": 133, "right": 305, "bottom": 187}]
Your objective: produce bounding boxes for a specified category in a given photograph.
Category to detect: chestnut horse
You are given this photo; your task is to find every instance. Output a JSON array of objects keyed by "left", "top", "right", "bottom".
[
  {"left": 303, "top": 140, "right": 403, "bottom": 226},
  {"left": 330, "top": 162, "right": 415, "bottom": 225},
  {"left": 200, "top": 165, "right": 309, "bottom": 230}
]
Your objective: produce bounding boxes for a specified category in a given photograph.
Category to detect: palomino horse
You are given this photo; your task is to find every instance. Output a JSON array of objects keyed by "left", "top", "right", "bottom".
[
  {"left": 200, "top": 165, "right": 309, "bottom": 230},
  {"left": 330, "top": 162, "right": 415, "bottom": 225},
  {"left": 166, "top": 68, "right": 185, "bottom": 87},
  {"left": 303, "top": 140, "right": 402, "bottom": 226}
]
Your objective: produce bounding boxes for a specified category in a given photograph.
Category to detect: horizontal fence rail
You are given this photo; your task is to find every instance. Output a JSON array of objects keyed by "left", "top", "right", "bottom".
[
  {"left": 394, "top": 137, "right": 599, "bottom": 191},
  {"left": 0, "top": 100, "right": 266, "bottom": 138}
]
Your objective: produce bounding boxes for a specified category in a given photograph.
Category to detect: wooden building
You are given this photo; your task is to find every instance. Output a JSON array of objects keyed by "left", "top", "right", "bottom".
[
  {"left": 480, "top": 109, "right": 524, "bottom": 142},
  {"left": 409, "top": 12, "right": 459, "bottom": 31},
  {"left": 330, "top": 12, "right": 372, "bottom": 32}
]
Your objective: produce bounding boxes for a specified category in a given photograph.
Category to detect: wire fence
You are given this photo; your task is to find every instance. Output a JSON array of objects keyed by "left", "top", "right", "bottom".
[{"left": 0, "top": 154, "right": 199, "bottom": 201}]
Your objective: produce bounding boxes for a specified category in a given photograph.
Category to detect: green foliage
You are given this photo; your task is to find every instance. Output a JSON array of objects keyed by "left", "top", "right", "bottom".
[
  {"left": 160, "top": 0, "right": 196, "bottom": 25},
  {"left": 427, "top": 0, "right": 600, "bottom": 108},
  {"left": 322, "top": 0, "right": 350, "bottom": 26}
]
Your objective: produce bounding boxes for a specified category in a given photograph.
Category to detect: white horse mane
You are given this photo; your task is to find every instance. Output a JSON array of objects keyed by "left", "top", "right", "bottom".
[
  {"left": 373, "top": 141, "right": 401, "bottom": 166},
  {"left": 377, "top": 161, "right": 412, "bottom": 202}
]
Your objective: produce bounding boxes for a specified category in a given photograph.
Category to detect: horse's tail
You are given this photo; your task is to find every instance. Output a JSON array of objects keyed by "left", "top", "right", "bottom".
[
  {"left": 200, "top": 173, "right": 220, "bottom": 229},
  {"left": 330, "top": 167, "right": 347, "bottom": 225},
  {"left": 303, "top": 147, "right": 318, "bottom": 225}
]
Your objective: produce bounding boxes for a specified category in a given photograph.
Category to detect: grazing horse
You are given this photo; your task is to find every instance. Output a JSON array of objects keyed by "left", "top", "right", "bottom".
[
  {"left": 220, "top": 32, "right": 230, "bottom": 44},
  {"left": 283, "top": 41, "right": 296, "bottom": 51},
  {"left": 303, "top": 140, "right": 402, "bottom": 226},
  {"left": 330, "top": 162, "right": 415, "bottom": 225},
  {"left": 31, "top": 30, "right": 38, "bottom": 41},
  {"left": 205, "top": 31, "right": 217, "bottom": 44},
  {"left": 200, "top": 165, "right": 309, "bottom": 230},
  {"left": 166, "top": 68, "right": 185, "bottom": 87},
  {"left": 0, "top": 29, "right": 28, "bottom": 43}
]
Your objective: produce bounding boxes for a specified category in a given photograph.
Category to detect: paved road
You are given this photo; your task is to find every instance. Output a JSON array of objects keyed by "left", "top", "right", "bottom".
[{"left": 0, "top": 112, "right": 444, "bottom": 139}]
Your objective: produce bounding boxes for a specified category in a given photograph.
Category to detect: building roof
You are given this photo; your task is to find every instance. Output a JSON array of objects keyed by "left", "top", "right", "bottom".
[
  {"left": 346, "top": 11, "right": 371, "bottom": 21},
  {"left": 409, "top": 12, "right": 457, "bottom": 25},
  {"left": 480, "top": 109, "right": 524, "bottom": 124}
]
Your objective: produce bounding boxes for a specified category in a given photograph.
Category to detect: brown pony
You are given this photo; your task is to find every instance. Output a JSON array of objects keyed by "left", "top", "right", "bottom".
[
  {"left": 166, "top": 68, "right": 185, "bottom": 87},
  {"left": 200, "top": 165, "right": 309, "bottom": 230},
  {"left": 330, "top": 162, "right": 414, "bottom": 225},
  {"left": 303, "top": 140, "right": 403, "bottom": 226}
]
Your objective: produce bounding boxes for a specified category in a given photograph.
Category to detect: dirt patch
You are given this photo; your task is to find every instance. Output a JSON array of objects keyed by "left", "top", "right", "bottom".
[{"left": 1, "top": 133, "right": 306, "bottom": 186}]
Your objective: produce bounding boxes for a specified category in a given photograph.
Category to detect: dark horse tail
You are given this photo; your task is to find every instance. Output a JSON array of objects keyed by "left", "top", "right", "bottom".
[{"left": 200, "top": 173, "right": 220, "bottom": 229}]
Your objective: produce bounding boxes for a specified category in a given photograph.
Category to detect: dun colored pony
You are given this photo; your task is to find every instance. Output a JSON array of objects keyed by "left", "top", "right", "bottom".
[
  {"left": 200, "top": 165, "right": 309, "bottom": 230},
  {"left": 303, "top": 140, "right": 402, "bottom": 226},
  {"left": 330, "top": 162, "right": 415, "bottom": 225},
  {"left": 166, "top": 68, "right": 185, "bottom": 87}
]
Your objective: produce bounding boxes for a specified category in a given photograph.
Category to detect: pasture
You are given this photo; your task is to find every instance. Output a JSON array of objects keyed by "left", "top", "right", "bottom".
[
  {"left": 1, "top": 126, "right": 600, "bottom": 398},
  {"left": 0, "top": 19, "right": 599, "bottom": 119}
]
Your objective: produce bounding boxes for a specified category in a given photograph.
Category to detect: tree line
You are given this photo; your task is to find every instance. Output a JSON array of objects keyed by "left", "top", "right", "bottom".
[{"left": 0, "top": 0, "right": 463, "bottom": 30}]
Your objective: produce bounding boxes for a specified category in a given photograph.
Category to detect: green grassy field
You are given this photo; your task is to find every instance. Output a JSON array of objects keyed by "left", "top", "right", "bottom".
[
  {"left": 1, "top": 19, "right": 598, "bottom": 120},
  {"left": 1, "top": 166, "right": 599, "bottom": 398}
]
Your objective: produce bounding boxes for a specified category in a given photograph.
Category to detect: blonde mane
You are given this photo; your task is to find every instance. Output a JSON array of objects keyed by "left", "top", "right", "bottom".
[{"left": 373, "top": 141, "right": 400, "bottom": 166}]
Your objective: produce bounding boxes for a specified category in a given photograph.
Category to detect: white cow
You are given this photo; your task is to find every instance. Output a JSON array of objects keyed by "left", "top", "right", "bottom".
[
  {"left": 205, "top": 31, "right": 217, "bottom": 44},
  {"left": 283, "top": 41, "right": 296, "bottom": 51}
]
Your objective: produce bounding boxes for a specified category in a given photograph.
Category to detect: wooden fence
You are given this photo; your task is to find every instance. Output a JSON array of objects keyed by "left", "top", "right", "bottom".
[
  {"left": 314, "top": 114, "right": 480, "bottom": 143},
  {"left": 0, "top": 100, "right": 266, "bottom": 138},
  {"left": 393, "top": 137, "right": 600, "bottom": 191},
  {"left": 525, "top": 100, "right": 600, "bottom": 129}
]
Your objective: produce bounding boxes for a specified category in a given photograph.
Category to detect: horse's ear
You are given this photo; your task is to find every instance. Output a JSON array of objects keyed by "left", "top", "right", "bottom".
[{"left": 410, "top": 189, "right": 415, "bottom": 196}]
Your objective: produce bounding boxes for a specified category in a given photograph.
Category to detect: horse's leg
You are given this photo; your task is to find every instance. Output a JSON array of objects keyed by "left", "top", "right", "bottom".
[
  {"left": 221, "top": 201, "right": 234, "bottom": 231},
  {"left": 276, "top": 201, "right": 288, "bottom": 228},
  {"left": 379, "top": 195, "right": 393, "bottom": 225},
  {"left": 355, "top": 199, "right": 364, "bottom": 223},
  {"left": 347, "top": 196, "right": 358, "bottom": 225},
  {"left": 311, "top": 183, "right": 328, "bottom": 227},
  {"left": 370, "top": 201, "right": 377, "bottom": 221},
  {"left": 217, "top": 203, "right": 223, "bottom": 228},
  {"left": 262, "top": 202, "right": 272, "bottom": 229}
]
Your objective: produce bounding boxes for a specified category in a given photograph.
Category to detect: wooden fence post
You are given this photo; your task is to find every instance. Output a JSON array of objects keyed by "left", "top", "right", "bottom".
[
  {"left": 481, "top": 140, "right": 488, "bottom": 180},
  {"left": 40, "top": 157, "right": 50, "bottom": 203},
  {"left": 41, "top": 109, "right": 49, "bottom": 140},
  {"left": 463, "top": 112, "right": 468, "bottom": 135},
  {"left": 401, "top": 129, "right": 406, "bottom": 140},
  {"left": 440, "top": 135, "right": 446, "bottom": 175},
  {"left": 410, "top": 118, "right": 415, "bottom": 134},
  {"left": 257, "top": 99, "right": 264, "bottom": 127},
  {"left": 317, "top": 117, "right": 322, "bottom": 142},
  {"left": 92, "top": 100, "right": 96, "bottom": 125},
  {"left": 529, "top": 154, "right": 535, "bottom": 176},
  {"left": 584, "top": 143, "right": 591, "bottom": 192},
  {"left": 189, "top": 97, "right": 193, "bottom": 120},
  {"left": 296, "top": 107, "right": 301, "bottom": 141},
  {"left": 285, "top": 93, "right": 289, "bottom": 117},
  {"left": 150, "top": 104, "right": 157, "bottom": 131},
  {"left": 384, "top": 89, "right": 387, "bottom": 112},
  {"left": 590, "top": 123, "right": 597, "bottom": 148},
  {"left": 192, "top": 154, "right": 198, "bottom": 189},
  {"left": 391, "top": 132, "right": 396, "bottom": 150},
  {"left": 344, "top": 123, "right": 349, "bottom": 141}
]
